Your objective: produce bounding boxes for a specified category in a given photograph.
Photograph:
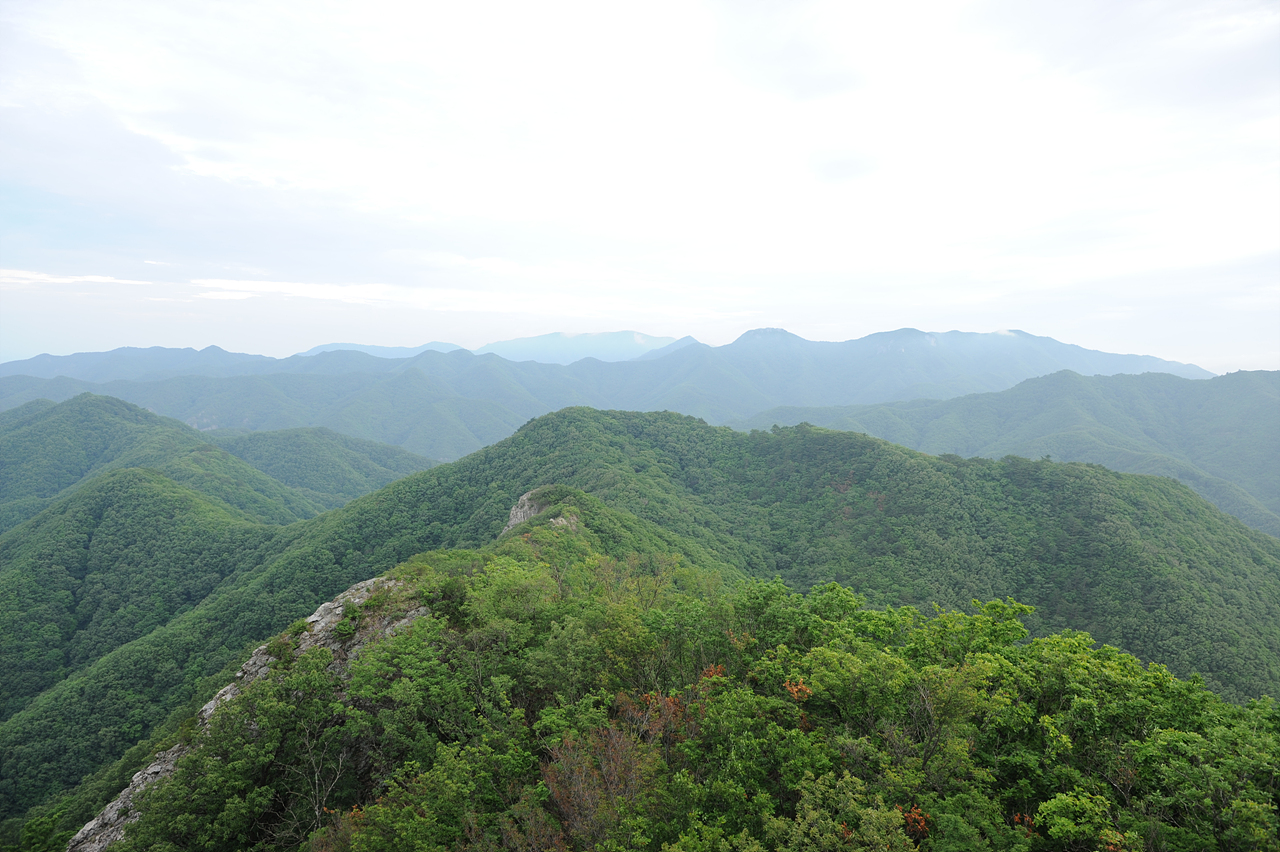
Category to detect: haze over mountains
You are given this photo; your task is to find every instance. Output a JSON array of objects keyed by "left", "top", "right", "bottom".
[
  {"left": 0, "top": 327, "right": 1211, "bottom": 385},
  {"left": 473, "top": 330, "right": 680, "bottom": 363},
  {"left": 6, "top": 327, "right": 1272, "bottom": 537}
]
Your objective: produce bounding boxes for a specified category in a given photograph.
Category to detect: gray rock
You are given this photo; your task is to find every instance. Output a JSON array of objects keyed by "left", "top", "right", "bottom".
[
  {"left": 67, "top": 576, "right": 428, "bottom": 852},
  {"left": 501, "top": 489, "right": 548, "bottom": 534}
]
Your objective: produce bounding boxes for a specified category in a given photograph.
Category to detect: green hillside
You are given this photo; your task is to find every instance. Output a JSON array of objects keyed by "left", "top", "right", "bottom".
[
  {"left": 0, "top": 394, "right": 325, "bottom": 531},
  {"left": 0, "top": 399, "right": 55, "bottom": 429},
  {"left": 730, "top": 370, "right": 1280, "bottom": 537},
  {"left": 0, "top": 371, "right": 532, "bottom": 461},
  {"left": 0, "top": 469, "right": 279, "bottom": 721},
  {"left": 0, "top": 395, "right": 441, "bottom": 532},
  {"left": 24, "top": 496, "right": 1280, "bottom": 852},
  {"left": 1, "top": 408, "right": 1277, "bottom": 832},
  {"left": 205, "top": 427, "right": 437, "bottom": 509}
]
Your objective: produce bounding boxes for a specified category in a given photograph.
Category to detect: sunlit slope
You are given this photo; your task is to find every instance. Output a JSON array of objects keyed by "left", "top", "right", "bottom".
[
  {"left": 1, "top": 407, "right": 1276, "bottom": 823},
  {"left": 731, "top": 370, "right": 1280, "bottom": 536},
  {"left": 447, "top": 410, "right": 1280, "bottom": 707},
  {"left": 0, "top": 393, "right": 326, "bottom": 531}
]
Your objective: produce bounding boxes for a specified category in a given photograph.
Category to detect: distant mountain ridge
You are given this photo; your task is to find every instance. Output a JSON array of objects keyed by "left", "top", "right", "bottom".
[
  {"left": 296, "top": 341, "right": 462, "bottom": 358},
  {"left": 0, "top": 327, "right": 1212, "bottom": 383},
  {"left": 0, "top": 329, "right": 1242, "bottom": 512},
  {"left": 474, "top": 330, "right": 680, "bottom": 363}
]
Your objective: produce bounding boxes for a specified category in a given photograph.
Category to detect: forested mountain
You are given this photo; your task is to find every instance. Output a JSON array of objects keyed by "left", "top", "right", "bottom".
[
  {"left": 0, "top": 394, "right": 325, "bottom": 531},
  {"left": 205, "top": 428, "right": 437, "bottom": 510},
  {"left": 729, "top": 370, "right": 1280, "bottom": 537},
  {"left": 0, "top": 469, "right": 279, "bottom": 722},
  {"left": 61, "top": 500, "right": 1279, "bottom": 852},
  {"left": 2, "top": 408, "right": 1277, "bottom": 843},
  {"left": 0, "top": 395, "right": 437, "bottom": 533},
  {"left": 0, "top": 345, "right": 281, "bottom": 383},
  {"left": 0, "top": 328, "right": 1214, "bottom": 462}
]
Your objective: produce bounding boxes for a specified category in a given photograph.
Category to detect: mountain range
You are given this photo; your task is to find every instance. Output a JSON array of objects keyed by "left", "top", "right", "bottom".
[
  {"left": 0, "top": 327, "right": 1211, "bottom": 386},
  {"left": 4, "top": 328, "right": 1273, "bottom": 538},
  {"left": 729, "top": 369, "right": 1280, "bottom": 537},
  {"left": 0, "top": 402, "right": 1276, "bottom": 847},
  {"left": 0, "top": 329, "right": 1214, "bottom": 458}
]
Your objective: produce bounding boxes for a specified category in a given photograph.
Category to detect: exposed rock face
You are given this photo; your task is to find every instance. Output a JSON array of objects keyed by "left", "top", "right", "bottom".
[
  {"left": 501, "top": 489, "right": 548, "bottom": 533},
  {"left": 63, "top": 745, "right": 185, "bottom": 852},
  {"left": 66, "top": 576, "right": 428, "bottom": 852}
]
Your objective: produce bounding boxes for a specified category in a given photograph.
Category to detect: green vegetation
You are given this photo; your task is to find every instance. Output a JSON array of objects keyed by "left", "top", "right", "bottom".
[
  {"left": 1, "top": 406, "right": 1277, "bottom": 846},
  {"left": 206, "top": 427, "right": 436, "bottom": 509},
  {"left": 0, "top": 394, "right": 325, "bottom": 531},
  {"left": 729, "top": 370, "right": 1280, "bottom": 537},
  {"left": 95, "top": 499, "right": 1280, "bottom": 851},
  {"left": 0, "top": 394, "right": 439, "bottom": 532},
  {"left": 0, "top": 468, "right": 277, "bottom": 722}
]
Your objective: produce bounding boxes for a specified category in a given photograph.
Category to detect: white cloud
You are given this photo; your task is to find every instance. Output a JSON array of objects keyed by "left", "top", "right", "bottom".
[
  {"left": 0, "top": 268, "right": 153, "bottom": 288},
  {"left": 0, "top": 0, "right": 1276, "bottom": 368},
  {"left": 194, "top": 290, "right": 256, "bottom": 300}
]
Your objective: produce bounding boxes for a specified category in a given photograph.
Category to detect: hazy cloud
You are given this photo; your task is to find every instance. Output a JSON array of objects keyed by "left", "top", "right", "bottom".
[{"left": 0, "top": 0, "right": 1276, "bottom": 369}]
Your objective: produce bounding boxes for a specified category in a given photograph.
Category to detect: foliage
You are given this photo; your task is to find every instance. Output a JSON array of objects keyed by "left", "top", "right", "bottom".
[
  {"left": 0, "top": 393, "right": 331, "bottom": 532},
  {"left": 728, "top": 369, "right": 1280, "bottom": 537},
  {"left": 2, "top": 407, "right": 1278, "bottom": 835},
  {"left": 112, "top": 510, "right": 1280, "bottom": 852},
  {"left": 205, "top": 427, "right": 437, "bottom": 510}
]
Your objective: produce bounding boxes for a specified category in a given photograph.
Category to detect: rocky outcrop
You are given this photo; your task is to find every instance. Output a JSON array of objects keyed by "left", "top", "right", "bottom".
[
  {"left": 66, "top": 576, "right": 428, "bottom": 852},
  {"left": 63, "top": 745, "right": 185, "bottom": 852},
  {"left": 501, "top": 489, "right": 548, "bottom": 534}
]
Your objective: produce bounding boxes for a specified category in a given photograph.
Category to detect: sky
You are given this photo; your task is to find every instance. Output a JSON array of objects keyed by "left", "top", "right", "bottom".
[{"left": 1, "top": 0, "right": 1277, "bottom": 373}]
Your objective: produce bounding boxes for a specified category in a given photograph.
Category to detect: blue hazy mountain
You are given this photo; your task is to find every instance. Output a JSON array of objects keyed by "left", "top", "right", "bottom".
[
  {"left": 0, "top": 329, "right": 1217, "bottom": 462},
  {"left": 473, "top": 330, "right": 680, "bottom": 364},
  {"left": 0, "top": 327, "right": 1211, "bottom": 387},
  {"left": 631, "top": 335, "right": 700, "bottom": 360},
  {"left": 295, "top": 341, "right": 462, "bottom": 358}
]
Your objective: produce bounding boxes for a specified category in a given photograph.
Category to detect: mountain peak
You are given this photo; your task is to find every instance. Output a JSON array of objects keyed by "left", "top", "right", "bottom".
[{"left": 729, "top": 328, "right": 809, "bottom": 346}]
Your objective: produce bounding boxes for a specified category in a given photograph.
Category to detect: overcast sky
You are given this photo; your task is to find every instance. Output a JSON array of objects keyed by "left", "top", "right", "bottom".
[{"left": 1, "top": 0, "right": 1277, "bottom": 372}]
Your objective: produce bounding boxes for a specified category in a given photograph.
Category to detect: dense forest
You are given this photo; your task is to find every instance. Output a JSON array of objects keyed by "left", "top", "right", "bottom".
[
  {"left": 729, "top": 370, "right": 1280, "bottom": 537},
  {"left": 21, "top": 492, "right": 1280, "bottom": 851},
  {"left": 1, "top": 403, "right": 1277, "bottom": 850},
  {"left": 0, "top": 395, "right": 437, "bottom": 532}
]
